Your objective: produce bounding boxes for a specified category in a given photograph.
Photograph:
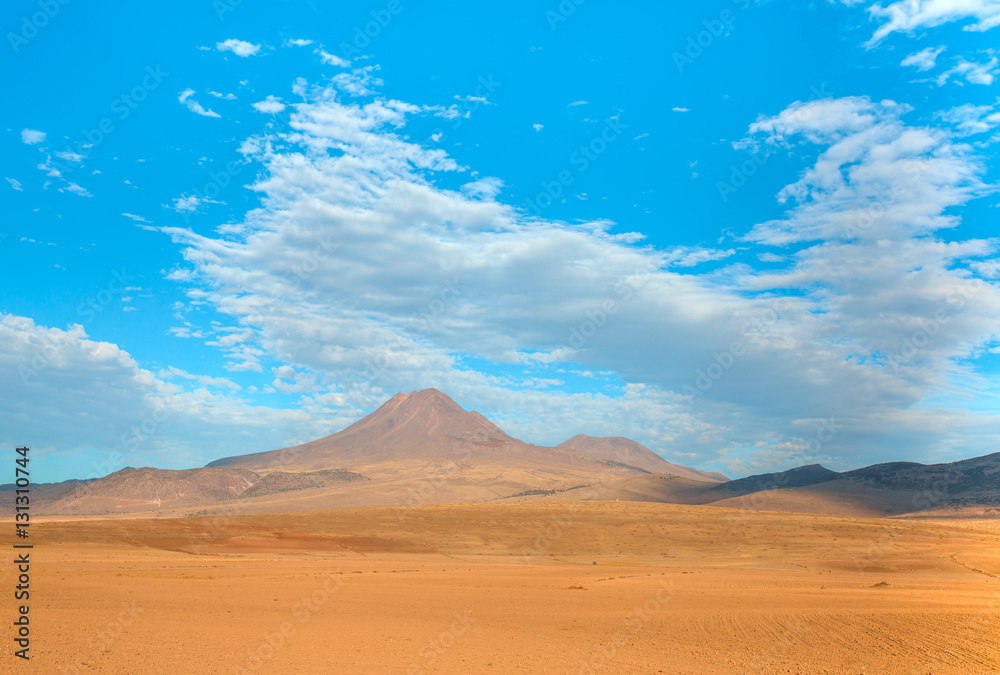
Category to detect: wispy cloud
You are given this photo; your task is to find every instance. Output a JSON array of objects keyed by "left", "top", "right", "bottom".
[
  {"left": 900, "top": 45, "right": 945, "bottom": 71},
  {"left": 168, "top": 194, "right": 223, "bottom": 213},
  {"left": 178, "top": 89, "right": 221, "bottom": 118},
  {"left": 316, "top": 48, "right": 350, "bottom": 67}
]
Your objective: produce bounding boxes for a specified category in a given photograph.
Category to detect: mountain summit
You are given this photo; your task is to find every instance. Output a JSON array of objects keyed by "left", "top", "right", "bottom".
[{"left": 208, "top": 388, "right": 525, "bottom": 471}]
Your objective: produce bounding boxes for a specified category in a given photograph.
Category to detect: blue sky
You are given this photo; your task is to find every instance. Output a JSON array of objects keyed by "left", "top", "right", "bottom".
[{"left": 3, "top": 0, "right": 1000, "bottom": 483}]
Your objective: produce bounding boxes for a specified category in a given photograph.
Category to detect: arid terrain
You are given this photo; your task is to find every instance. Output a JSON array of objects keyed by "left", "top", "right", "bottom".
[
  {"left": 5, "top": 390, "right": 998, "bottom": 673},
  {"left": 2, "top": 501, "right": 998, "bottom": 674}
]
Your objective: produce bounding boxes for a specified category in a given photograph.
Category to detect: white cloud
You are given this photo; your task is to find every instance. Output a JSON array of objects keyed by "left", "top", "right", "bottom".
[
  {"left": 216, "top": 39, "right": 261, "bottom": 57},
  {"left": 168, "top": 194, "right": 224, "bottom": 213},
  {"left": 901, "top": 45, "right": 946, "bottom": 70},
  {"left": 6, "top": 177, "right": 22, "bottom": 192},
  {"left": 178, "top": 89, "right": 221, "bottom": 118},
  {"left": 122, "top": 212, "right": 151, "bottom": 223},
  {"left": 672, "top": 107, "right": 691, "bottom": 112},
  {"left": 568, "top": 100, "right": 588, "bottom": 106},
  {"left": 863, "top": 0, "right": 1000, "bottom": 46},
  {"left": 208, "top": 90, "right": 237, "bottom": 100},
  {"left": 532, "top": 123, "right": 544, "bottom": 131},
  {"left": 0, "top": 314, "right": 358, "bottom": 480},
  {"left": 272, "top": 365, "right": 321, "bottom": 394},
  {"left": 285, "top": 38, "right": 313, "bottom": 47},
  {"left": 935, "top": 54, "right": 999, "bottom": 85},
  {"left": 163, "top": 366, "right": 241, "bottom": 390},
  {"left": 252, "top": 95, "right": 286, "bottom": 114},
  {"left": 59, "top": 182, "right": 91, "bottom": 197},
  {"left": 21, "top": 129, "right": 45, "bottom": 145},
  {"left": 157, "top": 78, "right": 1000, "bottom": 470},
  {"left": 55, "top": 151, "right": 84, "bottom": 163},
  {"left": 939, "top": 102, "right": 1000, "bottom": 134},
  {"left": 316, "top": 49, "right": 350, "bottom": 67}
]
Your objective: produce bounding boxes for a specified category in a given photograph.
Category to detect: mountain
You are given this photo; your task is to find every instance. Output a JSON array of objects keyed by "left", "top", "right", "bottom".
[
  {"left": 208, "top": 388, "right": 657, "bottom": 476},
  {"left": 34, "top": 389, "right": 717, "bottom": 515},
  {"left": 709, "top": 464, "right": 840, "bottom": 497},
  {"left": 28, "top": 388, "right": 996, "bottom": 518},
  {"left": 588, "top": 452, "right": 1000, "bottom": 517},
  {"left": 558, "top": 435, "right": 727, "bottom": 482},
  {"left": 713, "top": 453, "right": 1000, "bottom": 515}
]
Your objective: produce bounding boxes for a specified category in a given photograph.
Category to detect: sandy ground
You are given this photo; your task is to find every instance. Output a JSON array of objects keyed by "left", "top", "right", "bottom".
[{"left": 1, "top": 501, "right": 998, "bottom": 674}]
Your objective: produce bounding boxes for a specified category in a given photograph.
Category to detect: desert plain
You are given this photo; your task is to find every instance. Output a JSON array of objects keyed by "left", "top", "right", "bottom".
[{"left": 2, "top": 500, "right": 998, "bottom": 674}]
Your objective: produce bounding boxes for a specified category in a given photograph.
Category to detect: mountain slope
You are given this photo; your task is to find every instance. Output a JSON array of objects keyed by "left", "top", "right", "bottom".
[
  {"left": 558, "top": 434, "right": 728, "bottom": 481},
  {"left": 207, "top": 389, "right": 650, "bottom": 476}
]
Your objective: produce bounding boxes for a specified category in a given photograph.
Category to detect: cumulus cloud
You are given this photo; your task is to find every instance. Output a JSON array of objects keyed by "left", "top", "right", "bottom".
[
  {"left": 252, "top": 95, "right": 286, "bottom": 113},
  {"left": 179, "top": 89, "right": 221, "bottom": 118},
  {"left": 156, "top": 76, "right": 1000, "bottom": 471},
  {"left": 6, "top": 177, "right": 23, "bottom": 191},
  {"left": 216, "top": 39, "right": 261, "bottom": 57},
  {"left": 0, "top": 314, "right": 362, "bottom": 481},
  {"left": 21, "top": 129, "right": 45, "bottom": 144}
]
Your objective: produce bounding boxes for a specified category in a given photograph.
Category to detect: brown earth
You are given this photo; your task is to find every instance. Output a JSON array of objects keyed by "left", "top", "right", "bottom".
[{"left": 1, "top": 501, "right": 998, "bottom": 674}]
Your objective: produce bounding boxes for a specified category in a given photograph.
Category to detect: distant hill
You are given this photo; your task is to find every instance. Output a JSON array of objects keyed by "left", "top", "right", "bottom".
[
  {"left": 710, "top": 464, "right": 840, "bottom": 497},
  {"left": 558, "top": 435, "right": 727, "bottom": 482},
  {"left": 586, "top": 453, "right": 1000, "bottom": 517}
]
